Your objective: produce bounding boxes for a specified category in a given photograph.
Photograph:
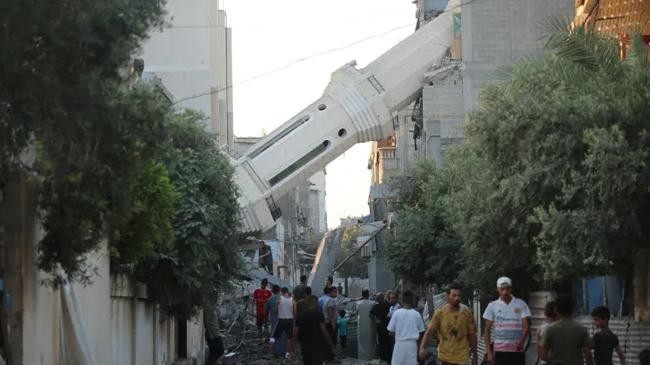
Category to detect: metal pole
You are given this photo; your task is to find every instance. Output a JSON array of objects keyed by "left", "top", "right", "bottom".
[{"left": 330, "top": 224, "right": 386, "bottom": 275}]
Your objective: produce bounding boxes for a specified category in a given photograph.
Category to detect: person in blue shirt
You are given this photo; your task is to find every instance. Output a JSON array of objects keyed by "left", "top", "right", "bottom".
[
  {"left": 318, "top": 286, "right": 331, "bottom": 313},
  {"left": 337, "top": 309, "right": 349, "bottom": 349}
]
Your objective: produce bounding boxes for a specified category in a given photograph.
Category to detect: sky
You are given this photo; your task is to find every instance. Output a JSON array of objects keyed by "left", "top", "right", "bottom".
[{"left": 222, "top": 0, "right": 416, "bottom": 229}]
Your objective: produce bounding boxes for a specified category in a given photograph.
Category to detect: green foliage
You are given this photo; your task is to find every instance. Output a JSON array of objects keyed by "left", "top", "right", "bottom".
[
  {"left": 0, "top": 0, "right": 168, "bottom": 282},
  {"left": 1, "top": 0, "right": 245, "bottom": 311},
  {"left": 35, "top": 82, "right": 178, "bottom": 282},
  {"left": 387, "top": 24, "right": 650, "bottom": 292},
  {"left": 111, "top": 160, "right": 179, "bottom": 265},
  {"left": 388, "top": 162, "right": 437, "bottom": 209},
  {"left": 137, "top": 111, "right": 243, "bottom": 318},
  {"left": 335, "top": 224, "right": 369, "bottom": 279},
  {"left": 0, "top": 0, "right": 165, "bottom": 179},
  {"left": 387, "top": 161, "right": 463, "bottom": 286},
  {"left": 466, "top": 26, "right": 650, "bottom": 284},
  {"left": 441, "top": 145, "right": 539, "bottom": 292}
]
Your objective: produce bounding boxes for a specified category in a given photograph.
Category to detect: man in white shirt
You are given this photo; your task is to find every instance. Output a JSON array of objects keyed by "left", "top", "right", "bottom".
[
  {"left": 483, "top": 277, "right": 531, "bottom": 365},
  {"left": 323, "top": 286, "right": 339, "bottom": 362},
  {"left": 387, "top": 290, "right": 425, "bottom": 365},
  {"left": 272, "top": 287, "right": 294, "bottom": 357}
]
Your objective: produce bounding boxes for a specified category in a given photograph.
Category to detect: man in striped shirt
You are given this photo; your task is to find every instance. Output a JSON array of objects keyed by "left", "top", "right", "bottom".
[{"left": 483, "top": 277, "right": 531, "bottom": 365}]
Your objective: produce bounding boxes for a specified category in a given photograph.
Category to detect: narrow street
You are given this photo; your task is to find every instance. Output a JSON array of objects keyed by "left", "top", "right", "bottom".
[{"left": 1, "top": 0, "right": 649, "bottom": 364}]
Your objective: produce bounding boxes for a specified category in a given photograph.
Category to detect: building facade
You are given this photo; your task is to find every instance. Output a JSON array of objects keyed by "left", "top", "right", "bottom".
[{"left": 140, "top": 0, "right": 234, "bottom": 150}]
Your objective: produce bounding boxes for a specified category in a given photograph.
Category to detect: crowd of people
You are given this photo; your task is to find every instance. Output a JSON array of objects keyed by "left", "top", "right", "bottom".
[{"left": 248, "top": 275, "right": 649, "bottom": 365}]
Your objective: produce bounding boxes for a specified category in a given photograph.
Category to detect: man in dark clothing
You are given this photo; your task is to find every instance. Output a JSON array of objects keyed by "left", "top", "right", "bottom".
[
  {"left": 370, "top": 292, "right": 393, "bottom": 361},
  {"left": 258, "top": 241, "right": 273, "bottom": 275},
  {"left": 293, "top": 275, "right": 308, "bottom": 301},
  {"left": 290, "top": 309, "right": 336, "bottom": 365},
  {"left": 296, "top": 287, "right": 318, "bottom": 317},
  {"left": 259, "top": 243, "right": 273, "bottom": 275},
  {"left": 540, "top": 295, "right": 593, "bottom": 365},
  {"left": 325, "top": 276, "right": 334, "bottom": 289},
  {"left": 203, "top": 302, "right": 224, "bottom": 365},
  {"left": 639, "top": 349, "right": 650, "bottom": 365}
]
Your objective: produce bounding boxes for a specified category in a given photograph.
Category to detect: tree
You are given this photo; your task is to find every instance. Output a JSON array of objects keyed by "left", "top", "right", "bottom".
[
  {"left": 0, "top": 0, "right": 165, "bottom": 179},
  {"left": 0, "top": 0, "right": 245, "bottom": 308},
  {"left": 387, "top": 161, "right": 463, "bottom": 287},
  {"left": 0, "top": 0, "right": 171, "bottom": 282},
  {"left": 461, "top": 24, "right": 650, "bottom": 285},
  {"left": 136, "top": 111, "right": 243, "bottom": 318},
  {"left": 110, "top": 159, "right": 179, "bottom": 265},
  {"left": 442, "top": 144, "right": 540, "bottom": 293},
  {"left": 386, "top": 25, "right": 650, "bottom": 292}
]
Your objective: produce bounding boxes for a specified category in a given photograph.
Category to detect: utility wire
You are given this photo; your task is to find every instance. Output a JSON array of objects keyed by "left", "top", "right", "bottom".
[
  {"left": 172, "top": 0, "right": 479, "bottom": 105},
  {"left": 172, "top": 22, "right": 415, "bottom": 105},
  {"left": 170, "top": 11, "right": 416, "bottom": 28}
]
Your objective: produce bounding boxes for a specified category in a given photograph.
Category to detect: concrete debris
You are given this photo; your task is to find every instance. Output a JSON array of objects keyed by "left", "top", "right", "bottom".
[{"left": 217, "top": 286, "right": 381, "bottom": 365}]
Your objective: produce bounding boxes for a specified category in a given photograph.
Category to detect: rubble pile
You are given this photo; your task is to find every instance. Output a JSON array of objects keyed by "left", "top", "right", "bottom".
[{"left": 216, "top": 292, "right": 373, "bottom": 365}]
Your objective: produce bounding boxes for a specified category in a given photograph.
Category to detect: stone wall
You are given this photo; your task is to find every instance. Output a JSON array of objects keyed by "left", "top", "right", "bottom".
[{"left": 461, "top": 0, "right": 575, "bottom": 111}]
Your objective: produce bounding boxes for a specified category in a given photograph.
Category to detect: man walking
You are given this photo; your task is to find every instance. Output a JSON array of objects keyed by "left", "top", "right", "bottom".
[
  {"left": 266, "top": 285, "right": 281, "bottom": 353},
  {"left": 296, "top": 286, "right": 318, "bottom": 317},
  {"left": 254, "top": 278, "right": 273, "bottom": 335},
  {"left": 419, "top": 284, "right": 477, "bottom": 365},
  {"left": 371, "top": 292, "right": 393, "bottom": 362},
  {"left": 323, "top": 286, "right": 339, "bottom": 361},
  {"left": 293, "top": 275, "right": 308, "bottom": 301},
  {"left": 357, "top": 289, "right": 377, "bottom": 360},
  {"left": 540, "top": 295, "right": 593, "bottom": 365},
  {"left": 483, "top": 277, "right": 531, "bottom": 365},
  {"left": 290, "top": 304, "right": 337, "bottom": 365},
  {"left": 271, "top": 287, "right": 294, "bottom": 358},
  {"left": 203, "top": 301, "right": 224, "bottom": 365},
  {"left": 387, "top": 290, "right": 426, "bottom": 365}
]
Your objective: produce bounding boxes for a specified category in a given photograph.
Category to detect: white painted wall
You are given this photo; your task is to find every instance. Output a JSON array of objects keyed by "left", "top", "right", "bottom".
[
  {"left": 0, "top": 177, "right": 204, "bottom": 365},
  {"left": 21, "top": 247, "right": 112, "bottom": 365}
]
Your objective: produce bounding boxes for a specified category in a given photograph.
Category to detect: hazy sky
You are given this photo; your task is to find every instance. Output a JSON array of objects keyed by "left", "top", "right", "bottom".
[{"left": 222, "top": 0, "right": 416, "bottom": 228}]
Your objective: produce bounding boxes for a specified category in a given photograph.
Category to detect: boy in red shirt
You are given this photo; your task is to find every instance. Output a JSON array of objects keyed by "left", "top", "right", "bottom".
[{"left": 254, "top": 278, "right": 272, "bottom": 335}]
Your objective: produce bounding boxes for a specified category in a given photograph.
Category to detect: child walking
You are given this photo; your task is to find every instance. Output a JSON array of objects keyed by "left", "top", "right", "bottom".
[
  {"left": 591, "top": 306, "right": 626, "bottom": 365},
  {"left": 337, "top": 309, "right": 349, "bottom": 349}
]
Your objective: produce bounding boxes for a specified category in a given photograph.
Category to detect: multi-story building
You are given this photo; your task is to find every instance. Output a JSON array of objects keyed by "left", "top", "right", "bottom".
[{"left": 140, "top": 0, "right": 234, "bottom": 150}]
